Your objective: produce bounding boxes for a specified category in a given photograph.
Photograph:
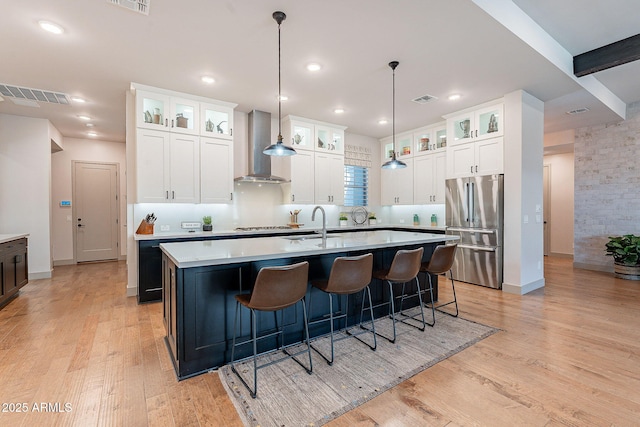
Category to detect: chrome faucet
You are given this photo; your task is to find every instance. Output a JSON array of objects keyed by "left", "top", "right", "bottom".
[{"left": 311, "top": 206, "right": 327, "bottom": 241}]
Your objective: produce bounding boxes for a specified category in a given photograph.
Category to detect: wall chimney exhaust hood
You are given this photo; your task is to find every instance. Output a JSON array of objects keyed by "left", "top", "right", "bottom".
[{"left": 234, "top": 110, "right": 289, "bottom": 184}]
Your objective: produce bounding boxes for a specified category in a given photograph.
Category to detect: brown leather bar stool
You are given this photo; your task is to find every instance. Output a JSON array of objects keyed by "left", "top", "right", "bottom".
[
  {"left": 230, "top": 261, "right": 312, "bottom": 398},
  {"left": 420, "top": 244, "right": 459, "bottom": 318},
  {"left": 371, "top": 247, "right": 428, "bottom": 343},
  {"left": 309, "top": 253, "right": 376, "bottom": 365}
]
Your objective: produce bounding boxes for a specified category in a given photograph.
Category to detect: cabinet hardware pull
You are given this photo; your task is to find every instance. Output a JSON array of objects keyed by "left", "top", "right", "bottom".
[
  {"left": 166, "top": 191, "right": 169, "bottom": 199},
  {"left": 172, "top": 191, "right": 175, "bottom": 199},
  {"left": 171, "top": 119, "right": 174, "bottom": 128},
  {"left": 475, "top": 165, "right": 478, "bottom": 173},
  {"left": 470, "top": 166, "right": 473, "bottom": 173},
  {"left": 230, "top": 128, "right": 232, "bottom": 136},
  {"left": 292, "top": 194, "right": 295, "bottom": 202},
  {"left": 165, "top": 118, "right": 168, "bottom": 127},
  {"left": 230, "top": 193, "right": 233, "bottom": 201}
]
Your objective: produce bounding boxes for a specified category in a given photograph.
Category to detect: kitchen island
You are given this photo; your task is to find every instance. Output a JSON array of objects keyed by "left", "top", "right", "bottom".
[
  {"left": 161, "top": 230, "right": 457, "bottom": 379},
  {"left": 0, "top": 234, "right": 29, "bottom": 310}
]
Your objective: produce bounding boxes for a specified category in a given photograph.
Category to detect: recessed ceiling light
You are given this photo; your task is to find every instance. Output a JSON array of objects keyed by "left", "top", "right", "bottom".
[
  {"left": 77, "top": 115, "right": 91, "bottom": 121},
  {"left": 378, "top": 119, "right": 388, "bottom": 125},
  {"left": 334, "top": 108, "right": 345, "bottom": 114},
  {"left": 278, "top": 95, "right": 288, "bottom": 101},
  {"left": 306, "top": 63, "right": 322, "bottom": 72},
  {"left": 87, "top": 131, "right": 97, "bottom": 137},
  {"left": 201, "top": 76, "right": 215, "bottom": 84},
  {"left": 71, "top": 97, "right": 86, "bottom": 103},
  {"left": 86, "top": 123, "right": 95, "bottom": 127},
  {"left": 38, "top": 20, "right": 64, "bottom": 35},
  {"left": 448, "top": 94, "right": 461, "bottom": 101}
]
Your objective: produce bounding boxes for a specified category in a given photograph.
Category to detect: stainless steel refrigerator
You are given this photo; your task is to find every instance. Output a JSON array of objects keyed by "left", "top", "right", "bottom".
[{"left": 445, "top": 174, "right": 504, "bottom": 289}]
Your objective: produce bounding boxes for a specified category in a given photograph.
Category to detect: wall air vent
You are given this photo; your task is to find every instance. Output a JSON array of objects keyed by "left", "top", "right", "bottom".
[
  {"left": 567, "top": 107, "right": 590, "bottom": 115},
  {"left": 107, "top": 0, "right": 150, "bottom": 15},
  {"left": 0, "top": 84, "right": 70, "bottom": 106},
  {"left": 412, "top": 94, "right": 438, "bottom": 104}
]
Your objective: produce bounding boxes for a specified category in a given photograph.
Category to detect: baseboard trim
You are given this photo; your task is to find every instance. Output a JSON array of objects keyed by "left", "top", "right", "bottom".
[
  {"left": 53, "top": 259, "right": 75, "bottom": 266},
  {"left": 549, "top": 252, "right": 573, "bottom": 259},
  {"left": 29, "top": 271, "right": 52, "bottom": 280},
  {"left": 573, "top": 262, "right": 612, "bottom": 273},
  {"left": 126, "top": 286, "right": 137, "bottom": 298},
  {"left": 502, "top": 278, "right": 545, "bottom": 295}
]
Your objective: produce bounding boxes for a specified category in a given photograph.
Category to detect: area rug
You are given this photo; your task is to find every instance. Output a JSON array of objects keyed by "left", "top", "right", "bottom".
[{"left": 217, "top": 309, "right": 499, "bottom": 426}]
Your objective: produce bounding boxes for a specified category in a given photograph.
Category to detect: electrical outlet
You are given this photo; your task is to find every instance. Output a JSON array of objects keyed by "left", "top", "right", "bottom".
[
  {"left": 523, "top": 215, "right": 529, "bottom": 224},
  {"left": 160, "top": 225, "right": 170, "bottom": 231},
  {"left": 399, "top": 219, "right": 405, "bottom": 224}
]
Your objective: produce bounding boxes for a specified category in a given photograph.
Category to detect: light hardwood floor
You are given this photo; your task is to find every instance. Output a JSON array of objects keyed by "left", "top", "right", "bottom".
[{"left": 0, "top": 257, "right": 638, "bottom": 426}]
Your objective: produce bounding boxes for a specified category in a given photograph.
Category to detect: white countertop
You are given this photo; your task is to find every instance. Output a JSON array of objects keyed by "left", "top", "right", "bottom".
[
  {"left": 0, "top": 234, "right": 29, "bottom": 244},
  {"left": 160, "top": 230, "right": 458, "bottom": 268},
  {"left": 135, "top": 224, "right": 447, "bottom": 241}
]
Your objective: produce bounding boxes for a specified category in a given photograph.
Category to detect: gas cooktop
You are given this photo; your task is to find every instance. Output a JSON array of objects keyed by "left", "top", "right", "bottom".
[{"left": 234, "top": 225, "right": 293, "bottom": 231}]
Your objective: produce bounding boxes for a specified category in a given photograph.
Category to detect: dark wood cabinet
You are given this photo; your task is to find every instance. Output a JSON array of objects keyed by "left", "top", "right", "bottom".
[{"left": 0, "top": 237, "right": 29, "bottom": 309}]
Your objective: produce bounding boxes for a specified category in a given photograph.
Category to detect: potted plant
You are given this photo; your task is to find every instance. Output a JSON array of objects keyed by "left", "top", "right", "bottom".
[
  {"left": 339, "top": 213, "right": 348, "bottom": 227},
  {"left": 202, "top": 216, "right": 213, "bottom": 232},
  {"left": 605, "top": 234, "right": 640, "bottom": 280},
  {"left": 368, "top": 212, "right": 377, "bottom": 226}
]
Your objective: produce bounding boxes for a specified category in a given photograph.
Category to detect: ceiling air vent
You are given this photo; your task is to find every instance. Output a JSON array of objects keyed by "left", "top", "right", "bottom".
[
  {"left": 107, "top": 0, "right": 150, "bottom": 15},
  {"left": 412, "top": 94, "right": 438, "bottom": 104},
  {"left": 0, "top": 84, "right": 70, "bottom": 107},
  {"left": 567, "top": 107, "right": 590, "bottom": 115}
]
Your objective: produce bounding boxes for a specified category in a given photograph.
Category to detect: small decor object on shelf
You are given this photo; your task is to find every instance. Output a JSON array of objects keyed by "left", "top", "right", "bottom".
[
  {"left": 605, "top": 234, "right": 640, "bottom": 280},
  {"left": 202, "top": 216, "right": 213, "bottom": 231},
  {"left": 176, "top": 113, "right": 188, "bottom": 128},
  {"left": 368, "top": 212, "right": 377, "bottom": 226},
  {"left": 339, "top": 213, "right": 348, "bottom": 227},
  {"left": 487, "top": 113, "right": 498, "bottom": 133},
  {"left": 206, "top": 119, "right": 214, "bottom": 132}
]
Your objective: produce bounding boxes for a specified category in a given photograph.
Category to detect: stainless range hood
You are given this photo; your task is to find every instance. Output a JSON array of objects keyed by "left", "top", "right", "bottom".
[{"left": 234, "top": 110, "right": 289, "bottom": 184}]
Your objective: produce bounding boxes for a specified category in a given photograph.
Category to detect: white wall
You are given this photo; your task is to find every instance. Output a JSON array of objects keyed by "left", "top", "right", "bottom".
[
  {"left": 544, "top": 152, "right": 574, "bottom": 256},
  {"left": 51, "top": 137, "right": 127, "bottom": 263},
  {"left": 0, "top": 114, "right": 53, "bottom": 278}
]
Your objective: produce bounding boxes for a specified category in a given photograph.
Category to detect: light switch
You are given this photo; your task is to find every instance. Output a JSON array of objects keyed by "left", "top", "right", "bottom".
[
  {"left": 160, "top": 225, "right": 170, "bottom": 231},
  {"left": 536, "top": 214, "right": 542, "bottom": 223},
  {"left": 523, "top": 215, "right": 529, "bottom": 224},
  {"left": 535, "top": 204, "right": 541, "bottom": 213}
]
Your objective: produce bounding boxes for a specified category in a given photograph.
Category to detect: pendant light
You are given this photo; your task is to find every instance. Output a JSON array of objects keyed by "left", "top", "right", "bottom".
[
  {"left": 381, "top": 61, "right": 407, "bottom": 169},
  {"left": 263, "top": 11, "right": 297, "bottom": 157}
]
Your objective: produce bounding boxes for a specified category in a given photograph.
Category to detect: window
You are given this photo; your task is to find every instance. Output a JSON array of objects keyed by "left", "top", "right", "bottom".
[{"left": 344, "top": 165, "right": 368, "bottom": 207}]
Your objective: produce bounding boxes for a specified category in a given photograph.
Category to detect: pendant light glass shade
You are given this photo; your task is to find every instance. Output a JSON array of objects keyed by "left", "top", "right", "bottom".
[
  {"left": 264, "top": 11, "right": 296, "bottom": 157},
  {"left": 381, "top": 61, "right": 406, "bottom": 169}
]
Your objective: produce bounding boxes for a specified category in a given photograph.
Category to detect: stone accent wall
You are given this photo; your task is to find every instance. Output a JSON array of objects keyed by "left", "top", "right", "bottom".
[{"left": 574, "top": 101, "right": 640, "bottom": 271}]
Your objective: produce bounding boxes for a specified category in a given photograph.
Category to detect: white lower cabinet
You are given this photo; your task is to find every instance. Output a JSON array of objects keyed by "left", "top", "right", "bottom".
[
  {"left": 136, "top": 129, "right": 200, "bottom": 203},
  {"left": 381, "top": 158, "right": 414, "bottom": 205},
  {"left": 414, "top": 152, "right": 446, "bottom": 204},
  {"left": 314, "top": 152, "right": 344, "bottom": 205},
  {"left": 200, "top": 137, "right": 233, "bottom": 203},
  {"left": 446, "top": 137, "right": 503, "bottom": 178}
]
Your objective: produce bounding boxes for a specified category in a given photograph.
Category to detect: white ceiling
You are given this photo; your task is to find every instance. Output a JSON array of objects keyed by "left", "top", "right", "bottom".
[{"left": 1, "top": 0, "right": 638, "bottom": 143}]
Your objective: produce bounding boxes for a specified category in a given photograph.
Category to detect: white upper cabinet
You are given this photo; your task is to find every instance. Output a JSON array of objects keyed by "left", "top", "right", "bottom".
[
  {"left": 200, "top": 137, "right": 233, "bottom": 203},
  {"left": 136, "top": 90, "right": 200, "bottom": 135},
  {"left": 200, "top": 102, "right": 234, "bottom": 140},
  {"left": 414, "top": 151, "right": 446, "bottom": 204},
  {"left": 446, "top": 137, "right": 503, "bottom": 178},
  {"left": 314, "top": 152, "right": 344, "bottom": 205},
  {"left": 381, "top": 158, "right": 414, "bottom": 205},
  {"left": 136, "top": 129, "right": 200, "bottom": 203},
  {"left": 447, "top": 102, "right": 503, "bottom": 145},
  {"left": 272, "top": 150, "right": 315, "bottom": 204},
  {"left": 283, "top": 116, "right": 346, "bottom": 154}
]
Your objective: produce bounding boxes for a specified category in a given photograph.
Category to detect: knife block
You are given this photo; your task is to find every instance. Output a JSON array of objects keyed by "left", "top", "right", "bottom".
[{"left": 136, "top": 220, "right": 154, "bottom": 235}]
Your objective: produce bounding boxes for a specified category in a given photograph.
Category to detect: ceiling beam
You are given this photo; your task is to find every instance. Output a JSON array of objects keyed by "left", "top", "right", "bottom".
[{"left": 574, "top": 33, "right": 640, "bottom": 77}]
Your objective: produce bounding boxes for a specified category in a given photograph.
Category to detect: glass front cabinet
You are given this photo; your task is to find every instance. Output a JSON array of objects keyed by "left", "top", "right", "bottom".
[
  {"left": 200, "top": 102, "right": 234, "bottom": 140},
  {"left": 447, "top": 102, "right": 503, "bottom": 145}
]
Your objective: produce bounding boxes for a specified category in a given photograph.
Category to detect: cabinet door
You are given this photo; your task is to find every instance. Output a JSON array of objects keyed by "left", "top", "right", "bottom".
[
  {"left": 169, "top": 97, "right": 200, "bottom": 135},
  {"left": 331, "top": 129, "right": 345, "bottom": 154},
  {"left": 476, "top": 137, "right": 503, "bottom": 175},
  {"left": 475, "top": 103, "right": 503, "bottom": 140},
  {"left": 288, "top": 120, "right": 314, "bottom": 151},
  {"left": 315, "top": 153, "right": 344, "bottom": 205},
  {"left": 413, "top": 155, "right": 435, "bottom": 204},
  {"left": 395, "top": 159, "right": 414, "bottom": 205},
  {"left": 169, "top": 134, "right": 200, "bottom": 203},
  {"left": 448, "top": 112, "right": 474, "bottom": 145},
  {"left": 136, "top": 90, "right": 171, "bottom": 130},
  {"left": 201, "top": 137, "right": 233, "bottom": 203},
  {"left": 136, "top": 129, "right": 170, "bottom": 203},
  {"left": 380, "top": 168, "right": 396, "bottom": 205},
  {"left": 446, "top": 142, "right": 475, "bottom": 179},
  {"left": 290, "top": 150, "right": 315, "bottom": 204},
  {"left": 200, "top": 103, "right": 233, "bottom": 139},
  {"left": 433, "top": 152, "right": 447, "bottom": 203}
]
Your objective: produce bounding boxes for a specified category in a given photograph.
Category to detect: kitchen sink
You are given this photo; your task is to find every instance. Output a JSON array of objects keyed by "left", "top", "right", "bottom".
[{"left": 282, "top": 234, "right": 339, "bottom": 241}]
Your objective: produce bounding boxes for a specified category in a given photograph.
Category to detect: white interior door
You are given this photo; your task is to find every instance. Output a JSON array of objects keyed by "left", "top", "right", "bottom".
[
  {"left": 74, "top": 162, "right": 119, "bottom": 262},
  {"left": 543, "top": 164, "right": 550, "bottom": 256}
]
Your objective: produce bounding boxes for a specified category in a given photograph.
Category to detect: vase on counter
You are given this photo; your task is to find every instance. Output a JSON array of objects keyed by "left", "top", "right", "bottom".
[
  {"left": 369, "top": 218, "right": 377, "bottom": 225},
  {"left": 340, "top": 220, "right": 348, "bottom": 227}
]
